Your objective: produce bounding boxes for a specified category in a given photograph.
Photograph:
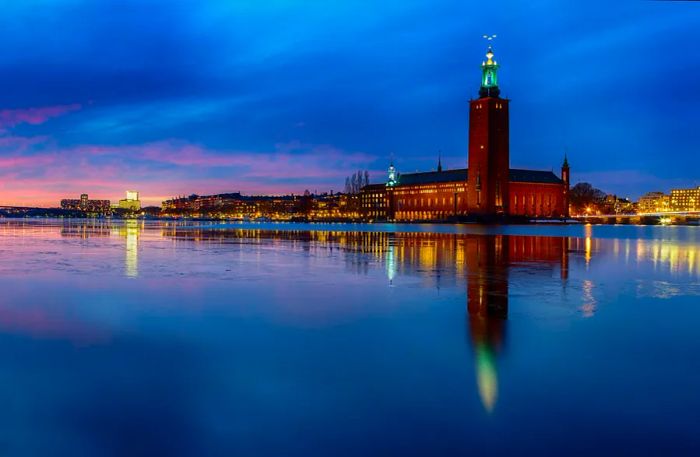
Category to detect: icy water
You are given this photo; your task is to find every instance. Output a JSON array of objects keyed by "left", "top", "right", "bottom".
[{"left": 0, "top": 219, "right": 699, "bottom": 456}]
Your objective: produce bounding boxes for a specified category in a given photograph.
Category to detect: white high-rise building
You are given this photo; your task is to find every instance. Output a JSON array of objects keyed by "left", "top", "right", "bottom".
[{"left": 119, "top": 190, "right": 141, "bottom": 211}]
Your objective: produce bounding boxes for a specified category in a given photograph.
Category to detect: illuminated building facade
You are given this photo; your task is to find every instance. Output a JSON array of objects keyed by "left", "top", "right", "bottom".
[
  {"left": 670, "top": 186, "right": 700, "bottom": 212},
  {"left": 60, "top": 194, "right": 111, "bottom": 214},
  {"left": 637, "top": 191, "right": 670, "bottom": 214},
  {"left": 636, "top": 187, "right": 700, "bottom": 214},
  {"left": 359, "top": 184, "right": 391, "bottom": 220},
  {"left": 360, "top": 44, "right": 570, "bottom": 221},
  {"left": 118, "top": 190, "right": 141, "bottom": 211},
  {"left": 162, "top": 192, "right": 358, "bottom": 221}
]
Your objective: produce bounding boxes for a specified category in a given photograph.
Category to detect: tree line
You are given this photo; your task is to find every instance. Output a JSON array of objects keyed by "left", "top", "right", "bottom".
[
  {"left": 344, "top": 170, "right": 370, "bottom": 194},
  {"left": 569, "top": 182, "right": 609, "bottom": 214}
]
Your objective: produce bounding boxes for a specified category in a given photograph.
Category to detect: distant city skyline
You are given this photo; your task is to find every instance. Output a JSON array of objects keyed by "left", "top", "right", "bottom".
[{"left": 0, "top": 1, "right": 699, "bottom": 207}]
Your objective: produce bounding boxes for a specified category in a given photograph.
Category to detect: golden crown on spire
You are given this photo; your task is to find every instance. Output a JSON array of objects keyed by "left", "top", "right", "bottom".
[
  {"left": 482, "top": 34, "right": 497, "bottom": 66},
  {"left": 485, "top": 47, "right": 495, "bottom": 65}
]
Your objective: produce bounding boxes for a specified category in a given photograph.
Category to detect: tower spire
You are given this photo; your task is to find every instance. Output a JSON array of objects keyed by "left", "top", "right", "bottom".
[
  {"left": 437, "top": 150, "right": 443, "bottom": 172},
  {"left": 479, "top": 35, "right": 500, "bottom": 98}
]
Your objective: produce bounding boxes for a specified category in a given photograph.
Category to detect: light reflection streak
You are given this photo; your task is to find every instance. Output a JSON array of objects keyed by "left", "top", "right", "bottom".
[
  {"left": 633, "top": 239, "right": 700, "bottom": 276},
  {"left": 110, "top": 220, "right": 141, "bottom": 278},
  {"left": 125, "top": 220, "right": 139, "bottom": 278},
  {"left": 385, "top": 244, "right": 396, "bottom": 285},
  {"left": 584, "top": 224, "right": 593, "bottom": 267},
  {"left": 580, "top": 279, "right": 597, "bottom": 318}
]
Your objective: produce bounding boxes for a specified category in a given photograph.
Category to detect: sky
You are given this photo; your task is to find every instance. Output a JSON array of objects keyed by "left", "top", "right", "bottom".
[{"left": 0, "top": 0, "right": 698, "bottom": 207}]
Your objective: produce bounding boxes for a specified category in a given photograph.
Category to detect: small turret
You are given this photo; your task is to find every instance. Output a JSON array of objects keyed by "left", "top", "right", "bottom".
[{"left": 387, "top": 162, "right": 397, "bottom": 187}]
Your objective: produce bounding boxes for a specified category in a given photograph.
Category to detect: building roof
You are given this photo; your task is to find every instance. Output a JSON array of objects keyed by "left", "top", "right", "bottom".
[
  {"left": 508, "top": 168, "right": 564, "bottom": 184},
  {"left": 397, "top": 169, "right": 467, "bottom": 185},
  {"left": 392, "top": 167, "right": 563, "bottom": 186}
]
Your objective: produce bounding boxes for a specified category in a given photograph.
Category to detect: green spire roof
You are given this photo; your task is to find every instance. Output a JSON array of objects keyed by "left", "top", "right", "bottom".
[{"left": 479, "top": 45, "right": 500, "bottom": 98}]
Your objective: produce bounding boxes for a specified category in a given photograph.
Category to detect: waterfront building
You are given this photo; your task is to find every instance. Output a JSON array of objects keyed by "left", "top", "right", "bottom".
[
  {"left": 60, "top": 194, "right": 111, "bottom": 214},
  {"left": 638, "top": 191, "right": 670, "bottom": 214},
  {"left": 360, "top": 44, "right": 569, "bottom": 221},
  {"left": 309, "top": 193, "right": 360, "bottom": 220},
  {"left": 604, "top": 194, "right": 635, "bottom": 215},
  {"left": 162, "top": 193, "right": 299, "bottom": 219},
  {"left": 162, "top": 193, "right": 246, "bottom": 213},
  {"left": 118, "top": 190, "right": 141, "bottom": 211},
  {"left": 162, "top": 192, "right": 361, "bottom": 221},
  {"left": 670, "top": 185, "right": 700, "bottom": 212},
  {"left": 359, "top": 183, "right": 390, "bottom": 220}
]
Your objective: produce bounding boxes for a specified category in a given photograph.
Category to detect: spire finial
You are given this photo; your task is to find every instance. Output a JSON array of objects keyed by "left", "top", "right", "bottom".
[{"left": 437, "top": 150, "right": 442, "bottom": 172}]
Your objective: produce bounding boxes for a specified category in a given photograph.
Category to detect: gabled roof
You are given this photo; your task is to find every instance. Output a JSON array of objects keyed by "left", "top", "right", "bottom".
[
  {"left": 509, "top": 169, "right": 564, "bottom": 184},
  {"left": 394, "top": 167, "right": 563, "bottom": 186},
  {"left": 397, "top": 168, "right": 467, "bottom": 185},
  {"left": 398, "top": 168, "right": 564, "bottom": 186}
]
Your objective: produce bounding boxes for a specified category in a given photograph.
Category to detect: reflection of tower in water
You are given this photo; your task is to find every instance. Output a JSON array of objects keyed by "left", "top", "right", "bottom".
[
  {"left": 466, "top": 235, "right": 569, "bottom": 412},
  {"left": 466, "top": 235, "right": 508, "bottom": 413}
]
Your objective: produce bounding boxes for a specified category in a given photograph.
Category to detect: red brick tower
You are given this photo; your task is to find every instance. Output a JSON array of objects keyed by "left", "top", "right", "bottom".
[{"left": 467, "top": 44, "right": 510, "bottom": 216}]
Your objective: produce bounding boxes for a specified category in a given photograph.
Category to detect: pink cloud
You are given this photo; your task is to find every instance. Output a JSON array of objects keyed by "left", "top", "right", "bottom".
[
  {"left": 0, "top": 138, "right": 381, "bottom": 207},
  {"left": 0, "top": 154, "right": 56, "bottom": 169},
  {"left": 0, "top": 104, "right": 82, "bottom": 130}
]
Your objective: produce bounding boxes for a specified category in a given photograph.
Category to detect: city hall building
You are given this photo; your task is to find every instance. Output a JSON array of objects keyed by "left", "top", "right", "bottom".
[{"left": 361, "top": 45, "right": 570, "bottom": 221}]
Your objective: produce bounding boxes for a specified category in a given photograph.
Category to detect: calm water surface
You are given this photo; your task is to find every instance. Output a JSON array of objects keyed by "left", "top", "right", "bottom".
[{"left": 0, "top": 219, "right": 698, "bottom": 456}]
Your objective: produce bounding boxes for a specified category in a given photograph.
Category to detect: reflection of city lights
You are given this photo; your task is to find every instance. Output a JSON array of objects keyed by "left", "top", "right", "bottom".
[
  {"left": 584, "top": 237, "right": 592, "bottom": 266},
  {"left": 455, "top": 240, "right": 465, "bottom": 274},
  {"left": 419, "top": 243, "right": 436, "bottom": 268},
  {"left": 581, "top": 279, "right": 596, "bottom": 318},
  {"left": 125, "top": 220, "right": 139, "bottom": 278},
  {"left": 475, "top": 344, "right": 498, "bottom": 413},
  {"left": 584, "top": 225, "right": 593, "bottom": 266},
  {"left": 385, "top": 245, "right": 396, "bottom": 285},
  {"left": 633, "top": 239, "right": 700, "bottom": 276},
  {"left": 690, "top": 250, "right": 696, "bottom": 276}
]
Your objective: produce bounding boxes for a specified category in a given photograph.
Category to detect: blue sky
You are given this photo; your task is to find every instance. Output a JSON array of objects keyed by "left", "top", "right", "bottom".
[{"left": 0, "top": 0, "right": 698, "bottom": 205}]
